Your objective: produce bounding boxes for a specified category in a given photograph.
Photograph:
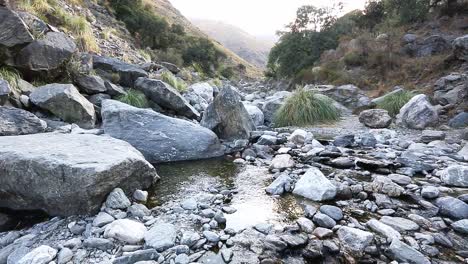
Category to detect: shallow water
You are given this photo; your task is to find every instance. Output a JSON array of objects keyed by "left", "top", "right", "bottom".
[{"left": 149, "top": 158, "right": 304, "bottom": 231}]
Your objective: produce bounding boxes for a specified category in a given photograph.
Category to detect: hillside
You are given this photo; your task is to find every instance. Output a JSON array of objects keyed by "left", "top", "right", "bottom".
[{"left": 192, "top": 19, "right": 274, "bottom": 68}]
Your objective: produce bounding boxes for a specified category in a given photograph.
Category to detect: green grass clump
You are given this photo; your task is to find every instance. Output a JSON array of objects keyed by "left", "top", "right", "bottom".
[
  {"left": 117, "top": 90, "right": 148, "bottom": 108},
  {"left": 274, "top": 87, "right": 341, "bottom": 127},
  {"left": 376, "top": 90, "right": 414, "bottom": 116},
  {"left": 160, "top": 71, "right": 187, "bottom": 93},
  {"left": 0, "top": 67, "right": 22, "bottom": 93}
]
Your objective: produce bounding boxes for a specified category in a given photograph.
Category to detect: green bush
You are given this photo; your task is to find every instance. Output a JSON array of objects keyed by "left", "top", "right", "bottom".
[
  {"left": 182, "top": 37, "right": 225, "bottom": 76},
  {"left": 376, "top": 90, "right": 414, "bottom": 116},
  {"left": 117, "top": 90, "right": 148, "bottom": 108},
  {"left": 160, "top": 71, "right": 187, "bottom": 93},
  {"left": 274, "top": 87, "right": 341, "bottom": 127},
  {"left": 344, "top": 52, "right": 367, "bottom": 67}
]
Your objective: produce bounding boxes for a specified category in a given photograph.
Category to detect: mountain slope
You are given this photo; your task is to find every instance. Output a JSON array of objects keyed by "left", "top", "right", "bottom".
[{"left": 191, "top": 19, "right": 274, "bottom": 68}]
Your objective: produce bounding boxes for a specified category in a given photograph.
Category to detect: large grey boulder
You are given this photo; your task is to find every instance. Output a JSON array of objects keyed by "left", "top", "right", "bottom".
[
  {"left": 0, "top": 106, "right": 46, "bottom": 135},
  {"left": 101, "top": 100, "right": 224, "bottom": 163},
  {"left": 293, "top": 167, "right": 337, "bottom": 201},
  {"left": 30, "top": 84, "right": 96, "bottom": 129},
  {"left": 449, "top": 112, "right": 468, "bottom": 128},
  {"left": 0, "top": 133, "right": 158, "bottom": 216},
  {"left": 189, "top": 82, "right": 214, "bottom": 103},
  {"left": 359, "top": 109, "right": 392, "bottom": 128},
  {"left": 145, "top": 223, "right": 177, "bottom": 252},
  {"left": 371, "top": 87, "right": 407, "bottom": 105},
  {"left": 0, "top": 7, "right": 34, "bottom": 49},
  {"left": 134, "top": 77, "right": 199, "bottom": 119},
  {"left": 93, "top": 55, "right": 148, "bottom": 87},
  {"left": 17, "top": 245, "right": 57, "bottom": 264},
  {"left": 433, "top": 73, "right": 467, "bottom": 107},
  {"left": 243, "top": 103, "right": 264, "bottom": 127},
  {"left": 307, "top": 84, "right": 371, "bottom": 111},
  {"left": 12, "top": 32, "right": 76, "bottom": 74},
  {"left": 396, "top": 94, "right": 438, "bottom": 129},
  {"left": 74, "top": 75, "right": 107, "bottom": 95},
  {"left": 435, "top": 197, "right": 468, "bottom": 220},
  {"left": 453, "top": 35, "right": 468, "bottom": 61},
  {"left": 440, "top": 165, "right": 468, "bottom": 187},
  {"left": 201, "top": 85, "right": 255, "bottom": 140},
  {"left": 387, "top": 239, "right": 430, "bottom": 264},
  {"left": 262, "top": 91, "right": 292, "bottom": 124}
]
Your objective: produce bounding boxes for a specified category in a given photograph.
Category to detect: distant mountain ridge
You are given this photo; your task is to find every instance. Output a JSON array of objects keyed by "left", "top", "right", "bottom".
[{"left": 191, "top": 18, "right": 275, "bottom": 68}]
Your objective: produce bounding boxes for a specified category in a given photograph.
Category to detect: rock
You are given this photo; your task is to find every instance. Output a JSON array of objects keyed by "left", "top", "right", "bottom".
[
  {"left": 280, "top": 233, "right": 308, "bottom": 247},
  {"left": 359, "top": 133, "right": 377, "bottom": 148},
  {"left": 105, "top": 188, "right": 131, "bottom": 210},
  {"left": 133, "top": 190, "right": 148, "bottom": 203},
  {"left": 83, "top": 238, "right": 113, "bottom": 250},
  {"left": 145, "top": 223, "right": 177, "bottom": 251},
  {"left": 203, "top": 231, "right": 220, "bottom": 243},
  {"left": 371, "top": 87, "right": 406, "bottom": 105},
  {"left": 74, "top": 74, "right": 107, "bottom": 95},
  {"left": 92, "top": 212, "right": 114, "bottom": 227},
  {"left": 440, "top": 165, "right": 468, "bottom": 187},
  {"left": 262, "top": 91, "right": 292, "bottom": 124},
  {"left": 129, "top": 203, "right": 150, "bottom": 217},
  {"left": 387, "top": 239, "right": 430, "bottom": 264},
  {"left": 433, "top": 73, "right": 467, "bottom": 107},
  {"left": 101, "top": 100, "right": 224, "bottom": 163},
  {"left": 435, "top": 197, "right": 468, "bottom": 220},
  {"left": 453, "top": 34, "right": 468, "bottom": 61},
  {"left": 17, "top": 245, "right": 57, "bottom": 264},
  {"left": 313, "top": 213, "right": 336, "bottom": 228},
  {"left": 380, "top": 216, "right": 419, "bottom": 232},
  {"left": 459, "top": 144, "right": 468, "bottom": 161},
  {"left": 0, "top": 106, "right": 46, "bottom": 135},
  {"left": 420, "top": 130, "right": 446, "bottom": 143},
  {"left": 421, "top": 186, "right": 440, "bottom": 199},
  {"left": 293, "top": 167, "right": 337, "bottom": 201},
  {"left": 201, "top": 85, "right": 255, "bottom": 140},
  {"left": 0, "top": 7, "right": 34, "bottom": 49},
  {"left": 313, "top": 227, "right": 333, "bottom": 239},
  {"left": 366, "top": 175, "right": 404, "bottom": 197},
  {"left": 104, "top": 219, "right": 146, "bottom": 244},
  {"left": 359, "top": 109, "right": 392, "bottom": 128},
  {"left": 0, "top": 80, "right": 10, "bottom": 105},
  {"left": 265, "top": 173, "right": 292, "bottom": 195},
  {"left": 181, "top": 198, "right": 198, "bottom": 210},
  {"left": 113, "top": 249, "right": 160, "bottom": 264},
  {"left": 319, "top": 205, "right": 343, "bottom": 221},
  {"left": 30, "top": 83, "right": 96, "bottom": 129},
  {"left": 243, "top": 104, "right": 264, "bottom": 127},
  {"left": 93, "top": 55, "right": 148, "bottom": 87},
  {"left": 366, "top": 219, "right": 402, "bottom": 241},
  {"left": 57, "top": 248, "right": 73, "bottom": 264},
  {"left": 180, "top": 231, "right": 201, "bottom": 247},
  {"left": 396, "top": 94, "right": 438, "bottom": 130},
  {"left": 12, "top": 32, "right": 76, "bottom": 74},
  {"left": 388, "top": 174, "right": 412, "bottom": 185},
  {"left": 257, "top": 135, "right": 277, "bottom": 145},
  {"left": 337, "top": 226, "right": 374, "bottom": 256},
  {"left": 288, "top": 129, "right": 309, "bottom": 145},
  {"left": 307, "top": 84, "right": 371, "bottom": 110},
  {"left": 451, "top": 219, "right": 468, "bottom": 234},
  {"left": 296, "top": 217, "right": 314, "bottom": 233},
  {"left": 333, "top": 134, "right": 355, "bottom": 147},
  {"left": 0, "top": 133, "right": 157, "bottom": 216},
  {"left": 449, "top": 112, "right": 468, "bottom": 128},
  {"left": 134, "top": 77, "right": 199, "bottom": 119},
  {"left": 402, "top": 33, "right": 418, "bottom": 44},
  {"left": 188, "top": 82, "right": 214, "bottom": 103},
  {"left": 161, "top": 62, "right": 180, "bottom": 74},
  {"left": 269, "top": 154, "right": 295, "bottom": 171}
]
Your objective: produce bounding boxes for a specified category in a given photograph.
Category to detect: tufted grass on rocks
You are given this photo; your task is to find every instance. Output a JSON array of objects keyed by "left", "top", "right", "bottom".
[
  {"left": 376, "top": 90, "right": 414, "bottom": 117},
  {"left": 274, "top": 87, "right": 341, "bottom": 127},
  {"left": 160, "top": 71, "right": 187, "bottom": 93},
  {"left": 117, "top": 89, "right": 148, "bottom": 108},
  {"left": 0, "top": 67, "right": 22, "bottom": 93}
]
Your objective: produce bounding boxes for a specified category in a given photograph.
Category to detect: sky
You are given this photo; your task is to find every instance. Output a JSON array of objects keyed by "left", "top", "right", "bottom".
[{"left": 169, "top": 0, "right": 367, "bottom": 37}]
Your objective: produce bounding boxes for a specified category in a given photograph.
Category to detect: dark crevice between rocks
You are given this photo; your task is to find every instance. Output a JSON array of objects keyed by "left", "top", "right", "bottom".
[{"left": 0, "top": 207, "right": 49, "bottom": 232}]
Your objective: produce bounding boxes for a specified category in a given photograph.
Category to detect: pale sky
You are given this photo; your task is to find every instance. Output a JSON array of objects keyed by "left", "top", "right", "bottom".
[{"left": 169, "top": 0, "right": 366, "bottom": 37}]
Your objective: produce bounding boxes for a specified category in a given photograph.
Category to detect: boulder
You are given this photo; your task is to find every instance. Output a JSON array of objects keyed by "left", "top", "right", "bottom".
[
  {"left": 380, "top": 216, "right": 419, "bottom": 232},
  {"left": 188, "top": 82, "right": 214, "bottom": 103},
  {"left": 201, "top": 85, "right": 255, "bottom": 140},
  {"left": 17, "top": 245, "right": 57, "bottom": 264},
  {"left": 453, "top": 35, "right": 468, "bottom": 61},
  {"left": 12, "top": 32, "right": 76, "bottom": 74},
  {"left": 134, "top": 77, "right": 199, "bottom": 119},
  {"left": 161, "top": 62, "right": 180, "bottom": 74},
  {"left": 359, "top": 109, "right": 392, "bottom": 128},
  {"left": 0, "top": 80, "right": 10, "bottom": 105},
  {"left": 145, "top": 223, "right": 177, "bottom": 252},
  {"left": 433, "top": 73, "right": 467, "bottom": 107},
  {"left": 440, "top": 165, "right": 468, "bottom": 187},
  {"left": 0, "top": 7, "right": 34, "bottom": 49},
  {"left": 93, "top": 55, "right": 148, "bottom": 87},
  {"left": 371, "top": 87, "right": 406, "bottom": 105},
  {"left": 74, "top": 74, "right": 107, "bottom": 95},
  {"left": 459, "top": 144, "right": 468, "bottom": 161},
  {"left": 243, "top": 103, "right": 264, "bottom": 127},
  {"left": 104, "top": 219, "right": 146, "bottom": 244},
  {"left": 451, "top": 219, "right": 468, "bottom": 234},
  {"left": 366, "top": 219, "right": 402, "bottom": 241},
  {"left": 307, "top": 84, "right": 371, "bottom": 111},
  {"left": 269, "top": 154, "right": 295, "bottom": 171},
  {"left": 396, "top": 94, "right": 438, "bottom": 129},
  {"left": 435, "top": 197, "right": 468, "bottom": 220},
  {"left": 0, "top": 133, "right": 158, "bottom": 216},
  {"left": 262, "top": 91, "right": 292, "bottom": 124},
  {"left": 30, "top": 84, "right": 96, "bottom": 129},
  {"left": 387, "top": 239, "right": 430, "bottom": 264},
  {"left": 419, "top": 130, "right": 446, "bottom": 143},
  {"left": 337, "top": 227, "right": 374, "bottom": 256},
  {"left": 449, "top": 112, "right": 468, "bottom": 128},
  {"left": 293, "top": 167, "right": 337, "bottom": 201},
  {"left": 102, "top": 100, "right": 224, "bottom": 163},
  {"left": 288, "top": 129, "right": 308, "bottom": 145},
  {"left": 0, "top": 106, "right": 46, "bottom": 135}
]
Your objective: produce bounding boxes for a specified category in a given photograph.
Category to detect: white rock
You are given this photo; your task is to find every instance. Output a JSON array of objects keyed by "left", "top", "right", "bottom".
[
  {"left": 17, "top": 245, "right": 57, "bottom": 264},
  {"left": 104, "top": 219, "right": 146, "bottom": 244},
  {"left": 367, "top": 219, "right": 402, "bottom": 241},
  {"left": 269, "top": 154, "right": 295, "bottom": 171},
  {"left": 288, "top": 129, "right": 309, "bottom": 145},
  {"left": 293, "top": 167, "right": 337, "bottom": 201}
]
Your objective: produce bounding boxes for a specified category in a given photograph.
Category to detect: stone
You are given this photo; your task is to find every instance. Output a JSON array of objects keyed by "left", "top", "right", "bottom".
[
  {"left": 92, "top": 212, "right": 114, "bottom": 227},
  {"left": 180, "top": 231, "right": 201, "bottom": 247},
  {"left": 269, "top": 154, "right": 295, "bottom": 171},
  {"left": 243, "top": 103, "right": 264, "bottom": 127},
  {"left": 453, "top": 34, "right": 468, "bottom": 61},
  {"left": 312, "top": 227, "right": 333, "bottom": 239},
  {"left": 262, "top": 91, "right": 292, "bottom": 124},
  {"left": 0, "top": 7, "right": 34, "bottom": 49},
  {"left": 106, "top": 188, "right": 131, "bottom": 210},
  {"left": 104, "top": 219, "right": 146, "bottom": 244},
  {"left": 307, "top": 84, "right": 371, "bottom": 110},
  {"left": 440, "top": 165, "right": 468, "bottom": 187},
  {"left": 387, "top": 239, "right": 430, "bottom": 264},
  {"left": 333, "top": 134, "right": 355, "bottom": 147},
  {"left": 265, "top": 173, "right": 292, "bottom": 195},
  {"left": 359, "top": 133, "right": 377, "bottom": 148},
  {"left": 181, "top": 198, "right": 198, "bottom": 210},
  {"left": 57, "top": 248, "right": 73, "bottom": 264},
  {"left": 201, "top": 85, "right": 255, "bottom": 140},
  {"left": 288, "top": 129, "right": 309, "bottom": 145},
  {"left": 134, "top": 77, "right": 199, "bottom": 119},
  {"left": 366, "top": 175, "right": 404, "bottom": 197},
  {"left": 0, "top": 80, "right": 10, "bottom": 105},
  {"left": 188, "top": 82, "right": 214, "bottom": 103},
  {"left": 30, "top": 84, "right": 96, "bottom": 129},
  {"left": 74, "top": 74, "right": 107, "bottom": 95},
  {"left": 93, "top": 55, "right": 148, "bottom": 87},
  {"left": 203, "top": 231, "right": 220, "bottom": 243},
  {"left": 313, "top": 213, "right": 336, "bottom": 228},
  {"left": 0, "top": 106, "right": 46, "bottom": 135},
  {"left": 133, "top": 190, "right": 148, "bottom": 203},
  {"left": 449, "top": 112, "right": 468, "bottom": 128},
  {"left": 13, "top": 32, "right": 76, "bottom": 74},
  {"left": 421, "top": 186, "right": 439, "bottom": 199},
  {"left": 145, "top": 223, "right": 177, "bottom": 251},
  {"left": 296, "top": 217, "right": 314, "bottom": 233},
  {"left": 337, "top": 227, "right": 374, "bottom": 256},
  {"left": 161, "top": 62, "right": 180, "bottom": 74},
  {"left": 319, "top": 205, "right": 343, "bottom": 221},
  {"left": 113, "top": 249, "right": 160, "bottom": 264},
  {"left": 293, "top": 167, "right": 337, "bottom": 201},
  {"left": 83, "top": 238, "right": 113, "bottom": 250},
  {"left": 17, "top": 245, "right": 57, "bottom": 264},
  {"left": 396, "top": 94, "right": 438, "bottom": 130},
  {"left": 367, "top": 219, "right": 402, "bottom": 241},
  {"left": 101, "top": 100, "right": 224, "bottom": 163},
  {"left": 128, "top": 203, "right": 151, "bottom": 217},
  {"left": 0, "top": 133, "right": 157, "bottom": 216},
  {"left": 435, "top": 197, "right": 468, "bottom": 220},
  {"left": 459, "top": 144, "right": 468, "bottom": 161},
  {"left": 257, "top": 135, "right": 277, "bottom": 145},
  {"left": 388, "top": 174, "right": 412, "bottom": 185},
  {"left": 359, "top": 109, "right": 392, "bottom": 128},
  {"left": 451, "top": 219, "right": 468, "bottom": 234},
  {"left": 280, "top": 233, "right": 308, "bottom": 247},
  {"left": 380, "top": 216, "right": 419, "bottom": 232},
  {"left": 420, "top": 130, "right": 446, "bottom": 143}
]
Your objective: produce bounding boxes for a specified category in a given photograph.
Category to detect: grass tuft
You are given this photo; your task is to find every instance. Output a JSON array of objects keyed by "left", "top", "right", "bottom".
[
  {"left": 274, "top": 87, "right": 341, "bottom": 127},
  {"left": 117, "top": 90, "right": 148, "bottom": 108},
  {"left": 0, "top": 67, "right": 22, "bottom": 93},
  {"left": 376, "top": 90, "right": 414, "bottom": 116},
  {"left": 160, "top": 71, "right": 187, "bottom": 93}
]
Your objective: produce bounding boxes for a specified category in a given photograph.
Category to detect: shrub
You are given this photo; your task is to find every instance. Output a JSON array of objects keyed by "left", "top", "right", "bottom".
[
  {"left": 117, "top": 90, "right": 148, "bottom": 108},
  {"left": 344, "top": 52, "right": 367, "bottom": 67},
  {"left": 274, "top": 87, "right": 341, "bottom": 127},
  {"left": 376, "top": 90, "right": 414, "bottom": 116},
  {"left": 0, "top": 67, "right": 22, "bottom": 93},
  {"left": 160, "top": 71, "right": 187, "bottom": 93}
]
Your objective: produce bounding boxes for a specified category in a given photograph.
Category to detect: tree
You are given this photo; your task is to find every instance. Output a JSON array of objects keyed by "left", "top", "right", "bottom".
[{"left": 286, "top": 2, "right": 344, "bottom": 33}]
